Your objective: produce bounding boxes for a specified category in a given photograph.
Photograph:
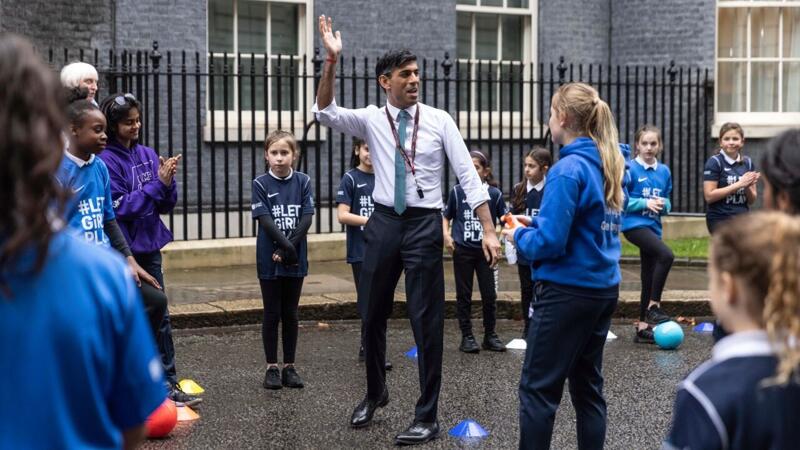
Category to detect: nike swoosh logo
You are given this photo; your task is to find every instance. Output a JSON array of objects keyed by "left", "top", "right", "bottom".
[
  {"left": 268, "top": 193, "right": 279, "bottom": 198},
  {"left": 357, "top": 183, "right": 368, "bottom": 188},
  {"left": 638, "top": 177, "right": 648, "bottom": 182},
  {"left": 723, "top": 167, "right": 732, "bottom": 172},
  {"left": 74, "top": 185, "right": 86, "bottom": 193}
]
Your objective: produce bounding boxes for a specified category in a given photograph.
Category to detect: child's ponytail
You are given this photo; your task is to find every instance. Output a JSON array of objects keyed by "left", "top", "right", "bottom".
[
  {"left": 554, "top": 83, "right": 625, "bottom": 211},
  {"left": 762, "top": 215, "right": 800, "bottom": 384},
  {"left": 712, "top": 212, "right": 800, "bottom": 384}
]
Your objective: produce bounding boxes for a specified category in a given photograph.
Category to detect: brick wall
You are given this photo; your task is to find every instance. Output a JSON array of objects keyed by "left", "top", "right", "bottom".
[{"left": 538, "top": 0, "right": 611, "bottom": 65}]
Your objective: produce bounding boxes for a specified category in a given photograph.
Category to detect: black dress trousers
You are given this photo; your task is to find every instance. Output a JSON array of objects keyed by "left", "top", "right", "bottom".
[{"left": 359, "top": 203, "right": 445, "bottom": 423}]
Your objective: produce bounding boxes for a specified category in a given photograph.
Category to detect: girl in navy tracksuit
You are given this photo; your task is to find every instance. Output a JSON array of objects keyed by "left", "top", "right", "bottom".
[
  {"left": 622, "top": 125, "right": 675, "bottom": 344},
  {"left": 444, "top": 149, "right": 508, "bottom": 354},
  {"left": 509, "top": 146, "right": 551, "bottom": 339},
  {"left": 663, "top": 212, "right": 800, "bottom": 450},
  {"left": 703, "top": 122, "right": 759, "bottom": 234},
  {"left": 252, "top": 130, "right": 314, "bottom": 390},
  {"left": 503, "top": 83, "right": 626, "bottom": 450},
  {"left": 335, "top": 138, "right": 387, "bottom": 368}
]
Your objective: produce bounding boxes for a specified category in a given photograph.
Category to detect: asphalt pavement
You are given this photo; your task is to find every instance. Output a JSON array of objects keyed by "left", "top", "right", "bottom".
[{"left": 142, "top": 319, "right": 712, "bottom": 449}]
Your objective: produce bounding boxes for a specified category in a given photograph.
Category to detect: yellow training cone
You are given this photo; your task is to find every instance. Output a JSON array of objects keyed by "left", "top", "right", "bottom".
[
  {"left": 178, "top": 379, "right": 205, "bottom": 394},
  {"left": 176, "top": 405, "right": 200, "bottom": 422}
]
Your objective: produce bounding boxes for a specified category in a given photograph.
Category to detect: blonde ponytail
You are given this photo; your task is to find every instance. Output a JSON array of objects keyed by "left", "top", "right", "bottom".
[
  {"left": 712, "top": 212, "right": 800, "bottom": 384},
  {"left": 553, "top": 83, "right": 625, "bottom": 211},
  {"left": 762, "top": 217, "right": 800, "bottom": 384}
]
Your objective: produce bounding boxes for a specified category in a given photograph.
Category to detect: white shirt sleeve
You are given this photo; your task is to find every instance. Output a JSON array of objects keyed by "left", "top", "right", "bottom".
[
  {"left": 311, "top": 99, "right": 370, "bottom": 140},
  {"left": 440, "top": 112, "right": 489, "bottom": 210}
]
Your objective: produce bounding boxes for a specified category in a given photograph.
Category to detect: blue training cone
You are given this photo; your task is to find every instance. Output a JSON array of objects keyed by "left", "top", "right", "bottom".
[
  {"left": 449, "top": 419, "right": 489, "bottom": 439},
  {"left": 694, "top": 322, "right": 715, "bottom": 333},
  {"left": 405, "top": 346, "right": 418, "bottom": 359}
]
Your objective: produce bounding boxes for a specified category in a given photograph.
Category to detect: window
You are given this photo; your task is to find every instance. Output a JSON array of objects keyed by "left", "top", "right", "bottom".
[
  {"left": 456, "top": 0, "right": 535, "bottom": 113},
  {"left": 207, "top": 0, "right": 310, "bottom": 112},
  {"left": 716, "top": 0, "right": 800, "bottom": 134}
]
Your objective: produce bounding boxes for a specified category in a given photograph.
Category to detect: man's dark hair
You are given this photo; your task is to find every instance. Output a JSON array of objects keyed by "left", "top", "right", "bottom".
[{"left": 375, "top": 49, "right": 417, "bottom": 80}]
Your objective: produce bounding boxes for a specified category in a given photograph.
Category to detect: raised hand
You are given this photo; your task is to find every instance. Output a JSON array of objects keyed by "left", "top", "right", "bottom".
[{"left": 318, "top": 15, "right": 342, "bottom": 59}]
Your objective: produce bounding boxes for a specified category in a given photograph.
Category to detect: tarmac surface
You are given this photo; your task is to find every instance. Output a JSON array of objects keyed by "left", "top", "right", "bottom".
[{"left": 142, "top": 319, "right": 713, "bottom": 449}]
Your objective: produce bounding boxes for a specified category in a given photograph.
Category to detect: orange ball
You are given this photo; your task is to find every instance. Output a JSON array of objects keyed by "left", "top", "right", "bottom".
[{"left": 146, "top": 398, "right": 178, "bottom": 438}]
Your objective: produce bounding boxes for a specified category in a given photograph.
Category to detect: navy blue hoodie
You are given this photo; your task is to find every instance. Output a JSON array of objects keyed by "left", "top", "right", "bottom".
[{"left": 514, "top": 137, "right": 622, "bottom": 289}]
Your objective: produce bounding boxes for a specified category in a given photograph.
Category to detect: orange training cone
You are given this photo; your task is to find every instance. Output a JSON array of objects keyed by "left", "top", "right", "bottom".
[{"left": 176, "top": 405, "right": 200, "bottom": 422}]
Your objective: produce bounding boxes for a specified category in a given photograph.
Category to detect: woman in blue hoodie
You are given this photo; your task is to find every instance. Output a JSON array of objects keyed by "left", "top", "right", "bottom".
[
  {"left": 503, "top": 82, "right": 625, "bottom": 450},
  {"left": 97, "top": 93, "right": 200, "bottom": 407}
]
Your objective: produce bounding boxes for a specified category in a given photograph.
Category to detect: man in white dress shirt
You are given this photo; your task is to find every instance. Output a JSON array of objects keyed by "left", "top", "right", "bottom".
[{"left": 312, "top": 16, "right": 501, "bottom": 445}]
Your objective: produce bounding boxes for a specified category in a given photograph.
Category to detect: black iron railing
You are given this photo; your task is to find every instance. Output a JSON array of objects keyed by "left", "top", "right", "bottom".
[{"left": 47, "top": 42, "right": 714, "bottom": 240}]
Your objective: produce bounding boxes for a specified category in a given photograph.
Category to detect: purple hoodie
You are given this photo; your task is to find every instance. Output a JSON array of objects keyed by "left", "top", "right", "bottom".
[{"left": 98, "top": 139, "right": 177, "bottom": 254}]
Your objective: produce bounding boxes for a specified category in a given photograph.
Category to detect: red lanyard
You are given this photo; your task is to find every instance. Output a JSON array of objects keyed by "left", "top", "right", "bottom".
[{"left": 384, "top": 106, "right": 420, "bottom": 175}]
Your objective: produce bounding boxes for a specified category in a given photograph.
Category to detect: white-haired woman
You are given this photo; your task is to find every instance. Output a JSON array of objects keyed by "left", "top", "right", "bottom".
[{"left": 60, "top": 62, "right": 98, "bottom": 104}]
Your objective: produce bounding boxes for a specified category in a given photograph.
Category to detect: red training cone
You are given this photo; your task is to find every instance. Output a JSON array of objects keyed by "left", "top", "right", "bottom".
[{"left": 146, "top": 399, "right": 178, "bottom": 438}]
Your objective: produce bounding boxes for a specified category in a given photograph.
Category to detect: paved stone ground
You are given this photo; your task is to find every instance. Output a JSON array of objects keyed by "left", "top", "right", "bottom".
[
  {"left": 142, "top": 319, "right": 713, "bottom": 449},
  {"left": 164, "top": 260, "right": 710, "bottom": 305}
]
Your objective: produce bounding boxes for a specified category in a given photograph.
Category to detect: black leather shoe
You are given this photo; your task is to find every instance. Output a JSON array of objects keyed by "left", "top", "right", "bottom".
[
  {"left": 385, "top": 360, "right": 393, "bottom": 371},
  {"left": 482, "top": 332, "right": 507, "bottom": 352},
  {"left": 350, "top": 389, "right": 389, "bottom": 428},
  {"left": 459, "top": 334, "right": 480, "bottom": 353},
  {"left": 394, "top": 421, "right": 440, "bottom": 445}
]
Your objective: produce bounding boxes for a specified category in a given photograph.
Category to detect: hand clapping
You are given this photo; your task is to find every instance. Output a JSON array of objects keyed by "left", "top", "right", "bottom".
[{"left": 158, "top": 154, "right": 182, "bottom": 186}]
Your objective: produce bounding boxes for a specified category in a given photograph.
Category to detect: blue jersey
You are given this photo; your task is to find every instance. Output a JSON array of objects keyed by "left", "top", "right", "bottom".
[
  {"left": 443, "top": 184, "right": 507, "bottom": 250},
  {"left": 622, "top": 158, "right": 673, "bottom": 237},
  {"left": 55, "top": 153, "right": 116, "bottom": 247},
  {"left": 0, "top": 232, "right": 166, "bottom": 449},
  {"left": 335, "top": 168, "right": 374, "bottom": 264},
  {"left": 703, "top": 152, "right": 754, "bottom": 220},
  {"left": 664, "top": 331, "right": 800, "bottom": 450},
  {"left": 510, "top": 181, "right": 545, "bottom": 265},
  {"left": 251, "top": 170, "right": 315, "bottom": 279}
]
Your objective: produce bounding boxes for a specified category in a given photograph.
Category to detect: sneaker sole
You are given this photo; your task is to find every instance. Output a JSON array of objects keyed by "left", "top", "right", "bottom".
[
  {"left": 482, "top": 344, "right": 507, "bottom": 352},
  {"left": 177, "top": 398, "right": 203, "bottom": 407},
  {"left": 263, "top": 383, "right": 283, "bottom": 390},
  {"left": 459, "top": 347, "right": 480, "bottom": 354}
]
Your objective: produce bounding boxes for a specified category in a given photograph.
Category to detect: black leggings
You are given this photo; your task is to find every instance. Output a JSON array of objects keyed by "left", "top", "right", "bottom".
[
  {"left": 259, "top": 277, "right": 304, "bottom": 364},
  {"left": 518, "top": 263, "right": 533, "bottom": 334},
  {"left": 452, "top": 245, "right": 497, "bottom": 335},
  {"left": 623, "top": 227, "right": 674, "bottom": 321}
]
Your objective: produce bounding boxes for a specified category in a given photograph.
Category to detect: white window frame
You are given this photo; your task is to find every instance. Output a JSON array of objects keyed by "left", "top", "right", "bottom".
[
  {"left": 205, "top": 0, "right": 315, "bottom": 141},
  {"left": 455, "top": 0, "right": 539, "bottom": 138},
  {"left": 715, "top": 0, "right": 800, "bottom": 137}
]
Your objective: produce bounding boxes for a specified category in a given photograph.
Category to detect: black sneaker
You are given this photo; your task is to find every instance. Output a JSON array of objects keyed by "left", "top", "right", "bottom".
[
  {"left": 263, "top": 367, "right": 282, "bottom": 390},
  {"left": 282, "top": 366, "right": 304, "bottom": 388},
  {"left": 459, "top": 334, "right": 480, "bottom": 353},
  {"left": 385, "top": 360, "right": 393, "bottom": 371},
  {"left": 634, "top": 327, "right": 656, "bottom": 344},
  {"left": 645, "top": 304, "right": 671, "bottom": 325},
  {"left": 358, "top": 345, "right": 365, "bottom": 363},
  {"left": 169, "top": 385, "right": 203, "bottom": 407},
  {"left": 482, "top": 332, "right": 507, "bottom": 352}
]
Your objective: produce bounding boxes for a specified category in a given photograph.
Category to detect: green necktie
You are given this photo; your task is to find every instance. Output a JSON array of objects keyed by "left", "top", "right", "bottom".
[{"left": 394, "top": 110, "right": 411, "bottom": 214}]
